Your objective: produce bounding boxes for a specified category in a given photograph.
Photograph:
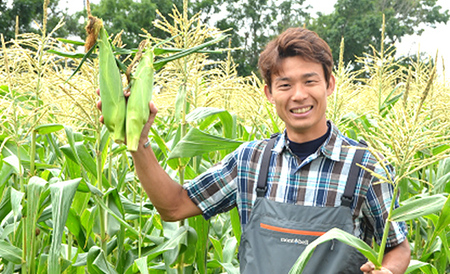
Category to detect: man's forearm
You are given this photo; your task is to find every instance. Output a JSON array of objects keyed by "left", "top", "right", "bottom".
[
  {"left": 382, "top": 239, "right": 410, "bottom": 274},
  {"left": 131, "top": 141, "right": 202, "bottom": 221}
]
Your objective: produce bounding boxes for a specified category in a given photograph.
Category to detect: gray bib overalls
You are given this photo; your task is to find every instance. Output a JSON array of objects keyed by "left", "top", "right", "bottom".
[{"left": 238, "top": 136, "right": 368, "bottom": 273}]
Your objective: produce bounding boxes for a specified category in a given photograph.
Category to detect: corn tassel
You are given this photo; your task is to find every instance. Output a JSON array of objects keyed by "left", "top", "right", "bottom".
[
  {"left": 126, "top": 46, "right": 154, "bottom": 151},
  {"left": 97, "top": 22, "right": 126, "bottom": 143}
]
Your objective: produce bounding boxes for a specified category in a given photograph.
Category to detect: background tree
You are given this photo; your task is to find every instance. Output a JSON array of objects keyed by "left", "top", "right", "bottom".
[
  {"left": 65, "top": 0, "right": 184, "bottom": 47},
  {"left": 308, "top": 0, "right": 449, "bottom": 69},
  {"left": 3, "top": 0, "right": 448, "bottom": 76},
  {"left": 204, "top": 0, "right": 311, "bottom": 75},
  {"left": 0, "top": 0, "right": 71, "bottom": 40}
]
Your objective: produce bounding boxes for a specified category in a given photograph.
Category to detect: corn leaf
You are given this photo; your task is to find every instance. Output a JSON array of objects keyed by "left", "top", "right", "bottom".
[
  {"left": 0, "top": 164, "right": 14, "bottom": 189},
  {"left": 0, "top": 240, "right": 22, "bottom": 264},
  {"left": 219, "top": 262, "right": 240, "bottom": 274},
  {"left": 153, "top": 47, "right": 221, "bottom": 56},
  {"left": 432, "top": 157, "right": 450, "bottom": 194},
  {"left": 56, "top": 38, "right": 86, "bottom": 46},
  {"left": 167, "top": 126, "right": 190, "bottom": 169},
  {"left": 46, "top": 49, "right": 89, "bottom": 59},
  {"left": 186, "top": 107, "right": 235, "bottom": 139},
  {"left": 93, "top": 196, "right": 141, "bottom": 237},
  {"left": 64, "top": 41, "right": 97, "bottom": 83},
  {"left": 230, "top": 207, "right": 241, "bottom": 245},
  {"left": 0, "top": 188, "right": 12, "bottom": 223},
  {"left": 134, "top": 257, "right": 149, "bottom": 274},
  {"left": 34, "top": 123, "right": 64, "bottom": 135},
  {"left": 189, "top": 215, "right": 210, "bottom": 274},
  {"left": 186, "top": 107, "right": 226, "bottom": 122},
  {"left": 3, "top": 155, "right": 22, "bottom": 174},
  {"left": 391, "top": 194, "right": 447, "bottom": 222},
  {"left": 168, "top": 128, "right": 243, "bottom": 159},
  {"left": 63, "top": 126, "right": 81, "bottom": 164},
  {"left": 142, "top": 226, "right": 188, "bottom": 261},
  {"left": 10, "top": 188, "right": 23, "bottom": 218},
  {"left": 209, "top": 236, "right": 223, "bottom": 262},
  {"left": 105, "top": 189, "right": 125, "bottom": 238},
  {"left": 405, "top": 260, "right": 439, "bottom": 274},
  {"left": 434, "top": 194, "right": 450, "bottom": 236},
  {"left": 289, "top": 228, "right": 380, "bottom": 274},
  {"left": 153, "top": 35, "right": 227, "bottom": 71},
  {"left": 183, "top": 226, "right": 198, "bottom": 265},
  {"left": 379, "top": 84, "right": 403, "bottom": 117},
  {"left": 72, "top": 142, "right": 111, "bottom": 189},
  {"left": 87, "top": 246, "right": 118, "bottom": 274},
  {"left": 48, "top": 178, "right": 82, "bottom": 274},
  {"left": 26, "top": 177, "right": 48, "bottom": 269},
  {"left": 120, "top": 194, "right": 152, "bottom": 215},
  {"left": 67, "top": 208, "right": 88, "bottom": 252},
  {"left": 222, "top": 237, "right": 238, "bottom": 264}
]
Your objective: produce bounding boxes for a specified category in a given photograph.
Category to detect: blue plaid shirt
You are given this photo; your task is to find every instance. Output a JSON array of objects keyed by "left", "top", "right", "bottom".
[{"left": 184, "top": 122, "right": 408, "bottom": 247}]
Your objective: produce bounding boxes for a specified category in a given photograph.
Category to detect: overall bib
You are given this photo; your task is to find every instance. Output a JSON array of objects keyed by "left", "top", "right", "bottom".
[{"left": 238, "top": 136, "right": 368, "bottom": 274}]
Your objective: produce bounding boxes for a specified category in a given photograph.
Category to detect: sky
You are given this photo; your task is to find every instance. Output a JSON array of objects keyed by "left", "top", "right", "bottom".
[
  {"left": 60, "top": 0, "right": 450, "bottom": 76},
  {"left": 304, "top": 0, "right": 450, "bottom": 76}
]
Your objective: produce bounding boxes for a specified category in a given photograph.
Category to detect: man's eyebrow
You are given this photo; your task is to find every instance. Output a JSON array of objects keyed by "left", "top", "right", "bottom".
[
  {"left": 274, "top": 76, "right": 290, "bottom": 82},
  {"left": 274, "top": 72, "right": 320, "bottom": 82},
  {"left": 302, "top": 72, "right": 320, "bottom": 78}
]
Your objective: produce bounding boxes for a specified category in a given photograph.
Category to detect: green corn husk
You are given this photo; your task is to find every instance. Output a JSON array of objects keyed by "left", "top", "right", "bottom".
[
  {"left": 98, "top": 23, "right": 126, "bottom": 143},
  {"left": 126, "top": 46, "right": 154, "bottom": 151}
]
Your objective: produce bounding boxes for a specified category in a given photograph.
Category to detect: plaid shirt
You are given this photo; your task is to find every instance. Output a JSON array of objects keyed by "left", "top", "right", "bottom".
[{"left": 184, "top": 122, "right": 408, "bottom": 247}]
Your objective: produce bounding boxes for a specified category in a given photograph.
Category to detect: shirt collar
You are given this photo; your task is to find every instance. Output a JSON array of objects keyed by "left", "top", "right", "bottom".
[{"left": 272, "top": 121, "right": 346, "bottom": 162}]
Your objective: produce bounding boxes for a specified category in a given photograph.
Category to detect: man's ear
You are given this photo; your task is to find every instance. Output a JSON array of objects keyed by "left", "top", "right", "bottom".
[
  {"left": 264, "top": 85, "right": 274, "bottom": 104},
  {"left": 326, "top": 74, "right": 336, "bottom": 97}
]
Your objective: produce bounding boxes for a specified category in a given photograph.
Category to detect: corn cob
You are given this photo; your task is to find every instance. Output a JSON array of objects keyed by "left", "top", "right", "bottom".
[
  {"left": 126, "top": 45, "right": 154, "bottom": 151},
  {"left": 96, "top": 20, "right": 126, "bottom": 143}
]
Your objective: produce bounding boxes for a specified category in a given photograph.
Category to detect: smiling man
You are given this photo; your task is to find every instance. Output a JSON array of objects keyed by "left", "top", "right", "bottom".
[{"left": 100, "top": 27, "right": 410, "bottom": 274}]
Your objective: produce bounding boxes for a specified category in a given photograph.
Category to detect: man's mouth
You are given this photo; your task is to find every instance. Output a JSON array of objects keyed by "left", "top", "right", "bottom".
[{"left": 291, "top": 106, "right": 312, "bottom": 114}]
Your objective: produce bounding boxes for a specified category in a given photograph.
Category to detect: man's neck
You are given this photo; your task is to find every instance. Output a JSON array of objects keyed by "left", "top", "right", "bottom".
[{"left": 285, "top": 121, "right": 329, "bottom": 143}]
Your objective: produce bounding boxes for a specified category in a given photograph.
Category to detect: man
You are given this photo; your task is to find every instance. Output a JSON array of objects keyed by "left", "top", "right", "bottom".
[{"left": 99, "top": 28, "right": 410, "bottom": 273}]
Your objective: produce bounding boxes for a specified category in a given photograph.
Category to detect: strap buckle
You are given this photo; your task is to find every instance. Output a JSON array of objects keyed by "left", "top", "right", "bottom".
[
  {"left": 256, "top": 186, "right": 267, "bottom": 197},
  {"left": 341, "top": 195, "right": 353, "bottom": 207}
]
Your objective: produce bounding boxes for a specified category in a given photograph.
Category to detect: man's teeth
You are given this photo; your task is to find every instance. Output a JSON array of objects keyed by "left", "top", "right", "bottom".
[{"left": 291, "top": 107, "right": 311, "bottom": 114}]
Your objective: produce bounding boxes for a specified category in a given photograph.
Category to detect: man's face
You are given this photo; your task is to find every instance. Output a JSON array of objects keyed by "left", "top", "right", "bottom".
[{"left": 264, "top": 56, "right": 335, "bottom": 143}]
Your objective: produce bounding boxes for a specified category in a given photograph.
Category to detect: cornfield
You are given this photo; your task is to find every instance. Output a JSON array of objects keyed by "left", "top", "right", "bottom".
[{"left": 0, "top": 2, "right": 449, "bottom": 274}]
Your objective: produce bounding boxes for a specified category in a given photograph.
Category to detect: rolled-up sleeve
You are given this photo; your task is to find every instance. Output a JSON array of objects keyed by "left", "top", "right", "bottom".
[{"left": 183, "top": 150, "right": 239, "bottom": 220}]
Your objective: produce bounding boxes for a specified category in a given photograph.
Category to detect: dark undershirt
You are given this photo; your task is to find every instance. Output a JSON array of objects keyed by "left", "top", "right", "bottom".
[{"left": 287, "top": 124, "right": 331, "bottom": 161}]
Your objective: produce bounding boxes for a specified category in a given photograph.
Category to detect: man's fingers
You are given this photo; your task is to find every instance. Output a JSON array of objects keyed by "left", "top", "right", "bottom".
[
  {"left": 149, "top": 101, "right": 158, "bottom": 116},
  {"left": 360, "top": 261, "right": 375, "bottom": 273},
  {"left": 96, "top": 89, "right": 104, "bottom": 124},
  {"left": 124, "top": 88, "right": 131, "bottom": 97}
]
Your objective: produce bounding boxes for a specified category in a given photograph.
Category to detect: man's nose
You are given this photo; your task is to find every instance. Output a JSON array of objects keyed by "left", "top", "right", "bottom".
[{"left": 292, "top": 84, "right": 308, "bottom": 101}]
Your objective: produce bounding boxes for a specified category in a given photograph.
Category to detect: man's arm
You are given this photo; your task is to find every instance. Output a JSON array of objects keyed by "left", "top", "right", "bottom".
[
  {"left": 360, "top": 238, "right": 411, "bottom": 274},
  {"left": 130, "top": 102, "right": 202, "bottom": 221}
]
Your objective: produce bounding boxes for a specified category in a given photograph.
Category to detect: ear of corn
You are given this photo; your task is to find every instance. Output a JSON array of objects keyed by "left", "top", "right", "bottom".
[
  {"left": 126, "top": 46, "right": 154, "bottom": 151},
  {"left": 97, "top": 23, "right": 126, "bottom": 143}
]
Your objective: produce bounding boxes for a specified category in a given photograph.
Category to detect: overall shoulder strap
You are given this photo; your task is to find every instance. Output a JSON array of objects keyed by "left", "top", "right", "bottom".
[
  {"left": 256, "top": 134, "right": 279, "bottom": 197},
  {"left": 341, "top": 140, "right": 368, "bottom": 207}
]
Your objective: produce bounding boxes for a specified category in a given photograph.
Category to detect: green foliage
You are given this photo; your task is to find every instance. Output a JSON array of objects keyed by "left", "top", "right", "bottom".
[
  {"left": 65, "top": 0, "right": 183, "bottom": 48},
  {"left": 210, "top": 0, "right": 311, "bottom": 75},
  {"left": 0, "top": 0, "right": 71, "bottom": 41}
]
